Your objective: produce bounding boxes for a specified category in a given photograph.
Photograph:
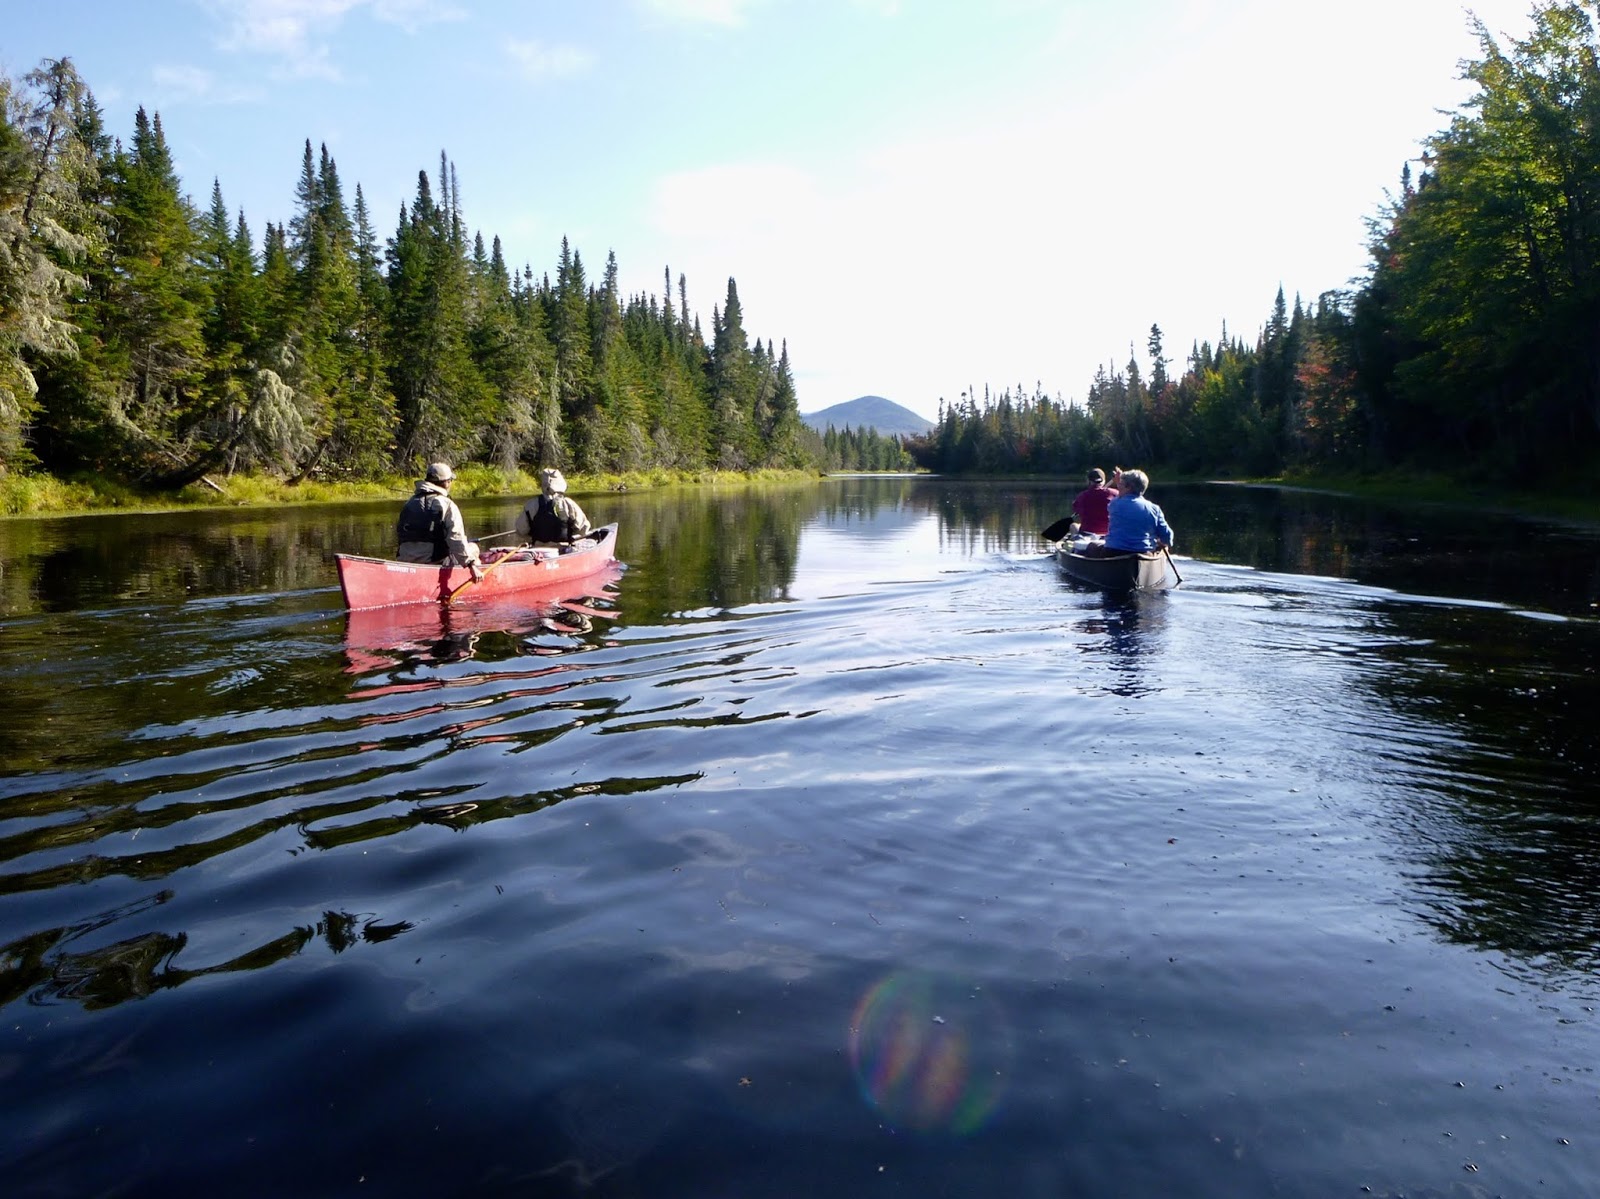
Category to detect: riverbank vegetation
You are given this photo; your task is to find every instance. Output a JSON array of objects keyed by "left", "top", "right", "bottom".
[
  {"left": 5, "top": 3, "right": 1596, "bottom": 520},
  {"left": 910, "top": 4, "right": 1600, "bottom": 497},
  {"left": 0, "top": 463, "right": 834, "bottom": 519},
  {"left": 1, "top": 57, "right": 833, "bottom": 511}
]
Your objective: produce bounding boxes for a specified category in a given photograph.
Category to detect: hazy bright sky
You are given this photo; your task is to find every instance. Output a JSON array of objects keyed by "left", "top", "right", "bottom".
[{"left": 5, "top": 0, "right": 1537, "bottom": 421}]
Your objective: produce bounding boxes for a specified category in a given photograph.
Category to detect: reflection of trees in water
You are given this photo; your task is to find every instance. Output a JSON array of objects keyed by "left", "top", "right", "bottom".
[
  {"left": 932, "top": 481, "right": 1063, "bottom": 554},
  {"left": 0, "top": 889, "right": 417, "bottom": 1011},
  {"left": 0, "top": 477, "right": 1048, "bottom": 620},
  {"left": 0, "top": 506, "right": 387, "bottom": 615},
  {"left": 607, "top": 483, "right": 815, "bottom": 615},
  {"left": 0, "top": 770, "right": 700, "bottom": 1012},
  {"left": 1348, "top": 605, "right": 1600, "bottom": 980},
  {"left": 1179, "top": 484, "right": 1600, "bottom": 618},
  {"left": 8, "top": 479, "right": 1596, "bottom": 619},
  {"left": 0, "top": 703, "right": 699, "bottom": 898}
]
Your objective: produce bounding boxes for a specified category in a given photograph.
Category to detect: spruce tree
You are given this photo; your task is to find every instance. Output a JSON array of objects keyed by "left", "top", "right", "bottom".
[
  {"left": 710, "top": 276, "right": 755, "bottom": 467},
  {"left": 195, "top": 179, "right": 261, "bottom": 469},
  {"left": 547, "top": 235, "right": 593, "bottom": 467},
  {"left": 386, "top": 161, "right": 488, "bottom": 466},
  {"left": 100, "top": 107, "right": 214, "bottom": 483},
  {"left": 0, "top": 58, "right": 98, "bottom": 467}
]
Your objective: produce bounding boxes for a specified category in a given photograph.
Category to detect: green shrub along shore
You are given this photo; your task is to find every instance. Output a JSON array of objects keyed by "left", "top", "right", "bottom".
[
  {"left": 0, "top": 466, "right": 826, "bottom": 519},
  {"left": 1268, "top": 469, "right": 1600, "bottom": 525},
  {"left": 7, "top": 465, "right": 1598, "bottom": 527}
]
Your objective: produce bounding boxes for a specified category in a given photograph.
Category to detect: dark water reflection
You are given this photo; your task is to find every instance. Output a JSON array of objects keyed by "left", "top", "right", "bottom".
[{"left": 2, "top": 477, "right": 1599, "bottom": 1197}]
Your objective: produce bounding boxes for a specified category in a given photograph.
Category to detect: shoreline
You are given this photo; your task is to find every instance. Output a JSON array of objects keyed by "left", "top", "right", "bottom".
[
  {"left": 0, "top": 466, "right": 827, "bottom": 520},
  {"left": 7, "top": 465, "right": 1600, "bottom": 527}
]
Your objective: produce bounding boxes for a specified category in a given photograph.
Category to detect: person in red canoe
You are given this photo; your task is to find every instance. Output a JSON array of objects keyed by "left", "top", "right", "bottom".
[
  {"left": 516, "top": 468, "right": 592, "bottom": 549},
  {"left": 396, "top": 461, "right": 482, "bottom": 580}
]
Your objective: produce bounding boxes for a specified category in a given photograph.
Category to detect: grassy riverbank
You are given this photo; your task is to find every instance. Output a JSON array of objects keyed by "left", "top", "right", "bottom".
[
  {"left": 8, "top": 464, "right": 1600, "bottom": 526},
  {"left": 0, "top": 465, "right": 823, "bottom": 518},
  {"left": 1266, "top": 468, "right": 1600, "bottom": 524}
]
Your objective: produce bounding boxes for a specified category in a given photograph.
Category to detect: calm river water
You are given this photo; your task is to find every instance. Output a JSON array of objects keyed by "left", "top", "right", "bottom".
[{"left": 2, "top": 477, "right": 1598, "bottom": 1198}]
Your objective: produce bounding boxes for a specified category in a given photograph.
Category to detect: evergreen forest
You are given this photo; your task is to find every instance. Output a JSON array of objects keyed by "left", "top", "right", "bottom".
[
  {"left": 0, "top": 59, "right": 821, "bottom": 490},
  {"left": 911, "top": 3, "right": 1600, "bottom": 489},
  {"left": 4, "top": 3, "right": 1599, "bottom": 497}
]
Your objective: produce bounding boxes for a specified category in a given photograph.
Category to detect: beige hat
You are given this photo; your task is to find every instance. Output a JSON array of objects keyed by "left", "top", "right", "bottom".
[
  {"left": 425, "top": 461, "right": 455, "bottom": 484},
  {"left": 539, "top": 467, "right": 567, "bottom": 494}
]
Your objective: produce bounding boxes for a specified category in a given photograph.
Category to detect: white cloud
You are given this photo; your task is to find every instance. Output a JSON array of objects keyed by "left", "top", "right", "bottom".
[
  {"left": 151, "top": 63, "right": 266, "bottom": 104},
  {"left": 506, "top": 38, "right": 594, "bottom": 84},
  {"left": 650, "top": 162, "right": 827, "bottom": 242},
  {"left": 152, "top": 63, "right": 219, "bottom": 97},
  {"left": 206, "top": 0, "right": 357, "bottom": 56},
  {"left": 628, "top": 0, "right": 1547, "bottom": 417},
  {"left": 637, "top": 0, "right": 768, "bottom": 28},
  {"left": 369, "top": 0, "right": 466, "bottom": 33},
  {"left": 201, "top": 0, "right": 462, "bottom": 77}
]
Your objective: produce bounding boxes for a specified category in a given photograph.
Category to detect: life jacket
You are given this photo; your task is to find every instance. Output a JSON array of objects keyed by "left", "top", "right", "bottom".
[
  {"left": 524, "top": 495, "right": 573, "bottom": 544},
  {"left": 397, "top": 491, "right": 449, "bottom": 561}
]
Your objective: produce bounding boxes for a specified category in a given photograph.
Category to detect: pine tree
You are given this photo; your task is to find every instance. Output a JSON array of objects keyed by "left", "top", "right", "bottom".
[
  {"left": 24, "top": 64, "right": 119, "bottom": 472},
  {"left": 0, "top": 58, "right": 98, "bottom": 467},
  {"left": 195, "top": 179, "right": 259, "bottom": 462},
  {"left": 1147, "top": 324, "right": 1169, "bottom": 398},
  {"left": 101, "top": 107, "right": 214, "bottom": 483},
  {"left": 546, "top": 235, "right": 593, "bottom": 467},
  {"left": 471, "top": 230, "right": 552, "bottom": 471},
  {"left": 285, "top": 141, "right": 384, "bottom": 477},
  {"left": 590, "top": 249, "right": 648, "bottom": 469},
  {"left": 765, "top": 339, "right": 804, "bottom": 466},
  {"left": 710, "top": 276, "right": 755, "bottom": 466},
  {"left": 346, "top": 183, "right": 397, "bottom": 470},
  {"left": 385, "top": 159, "right": 488, "bottom": 466}
]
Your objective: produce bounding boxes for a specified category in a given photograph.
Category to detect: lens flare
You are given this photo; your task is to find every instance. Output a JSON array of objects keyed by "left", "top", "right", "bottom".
[{"left": 847, "top": 972, "right": 1011, "bottom": 1135}]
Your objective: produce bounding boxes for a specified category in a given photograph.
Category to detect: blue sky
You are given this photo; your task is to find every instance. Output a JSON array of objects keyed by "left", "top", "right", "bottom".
[{"left": 4, "top": 0, "right": 1537, "bottom": 422}]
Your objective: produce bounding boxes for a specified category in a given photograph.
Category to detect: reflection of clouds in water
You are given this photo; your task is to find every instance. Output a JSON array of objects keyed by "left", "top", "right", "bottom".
[{"left": 848, "top": 971, "right": 1012, "bottom": 1135}]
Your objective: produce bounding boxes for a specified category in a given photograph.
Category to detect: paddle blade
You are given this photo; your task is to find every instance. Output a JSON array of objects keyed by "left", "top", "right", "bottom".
[{"left": 1040, "top": 517, "right": 1076, "bottom": 543}]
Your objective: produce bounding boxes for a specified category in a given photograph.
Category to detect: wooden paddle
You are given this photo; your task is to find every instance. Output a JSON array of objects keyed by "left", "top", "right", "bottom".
[
  {"left": 1162, "top": 545, "right": 1183, "bottom": 585},
  {"left": 1040, "top": 516, "right": 1077, "bottom": 543},
  {"left": 444, "top": 554, "right": 510, "bottom": 605}
]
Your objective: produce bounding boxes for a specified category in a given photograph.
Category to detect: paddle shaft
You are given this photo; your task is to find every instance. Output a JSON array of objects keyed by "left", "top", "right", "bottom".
[
  {"left": 1163, "top": 544, "right": 1183, "bottom": 585},
  {"left": 443, "top": 530, "right": 526, "bottom": 602},
  {"left": 445, "top": 554, "right": 509, "bottom": 604}
]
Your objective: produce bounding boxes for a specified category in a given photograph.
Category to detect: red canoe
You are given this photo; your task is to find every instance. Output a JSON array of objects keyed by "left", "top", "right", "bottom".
[{"left": 335, "top": 523, "right": 619, "bottom": 610}]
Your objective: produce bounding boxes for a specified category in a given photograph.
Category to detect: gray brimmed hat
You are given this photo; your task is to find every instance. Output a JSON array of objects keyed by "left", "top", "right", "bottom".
[
  {"left": 425, "top": 461, "right": 455, "bottom": 484},
  {"left": 539, "top": 468, "right": 567, "bottom": 494}
]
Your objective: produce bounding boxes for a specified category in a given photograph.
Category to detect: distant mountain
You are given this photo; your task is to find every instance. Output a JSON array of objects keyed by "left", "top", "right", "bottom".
[{"left": 801, "top": 395, "right": 933, "bottom": 439}]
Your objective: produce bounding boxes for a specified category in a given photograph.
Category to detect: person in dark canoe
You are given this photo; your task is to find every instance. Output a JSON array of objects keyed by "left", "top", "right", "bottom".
[
  {"left": 396, "top": 461, "right": 483, "bottom": 579},
  {"left": 515, "top": 467, "right": 592, "bottom": 548},
  {"left": 1081, "top": 467, "right": 1174, "bottom": 557},
  {"left": 1070, "top": 467, "right": 1118, "bottom": 536}
]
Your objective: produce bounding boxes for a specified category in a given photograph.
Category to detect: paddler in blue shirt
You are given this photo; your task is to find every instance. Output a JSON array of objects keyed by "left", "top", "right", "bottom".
[{"left": 1103, "top": 467, "right": 1175, "bottom": 553}]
